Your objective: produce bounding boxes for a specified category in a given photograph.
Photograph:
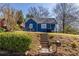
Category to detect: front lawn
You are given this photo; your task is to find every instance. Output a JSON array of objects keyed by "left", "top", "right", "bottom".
[{"left": 0, "top": 31, "right": 79, "bottom": 56}]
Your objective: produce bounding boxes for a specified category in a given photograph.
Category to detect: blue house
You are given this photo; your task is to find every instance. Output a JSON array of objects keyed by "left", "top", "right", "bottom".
[{"left": 25, "top": 18, "right": 57, "bottom": 32}]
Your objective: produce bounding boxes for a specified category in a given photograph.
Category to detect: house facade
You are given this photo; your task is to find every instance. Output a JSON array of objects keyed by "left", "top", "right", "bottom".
[{"left": 25, "top": 18, "right": 57, "bottom": 32}]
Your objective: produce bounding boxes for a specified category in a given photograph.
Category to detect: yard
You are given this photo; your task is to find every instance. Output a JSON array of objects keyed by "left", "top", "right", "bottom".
[
  {"left": 0, "top": 31, "right": 79, "bottom": 56},
  {"left": 26, "top": 32, "right": 79, "bottom": 56}
]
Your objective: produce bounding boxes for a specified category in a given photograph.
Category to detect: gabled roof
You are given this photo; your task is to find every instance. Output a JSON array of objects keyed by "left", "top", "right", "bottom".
[{"left": 26, "top": 18, "right": 57, "bottom": 24}]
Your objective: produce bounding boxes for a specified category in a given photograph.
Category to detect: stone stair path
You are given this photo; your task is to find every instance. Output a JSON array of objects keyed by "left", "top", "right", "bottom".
[
  {"left": 38, "top": 48, "right": 52, "bottom": 56},
  {"left": 38, "top": 33, "right": 52, "bottom": 56},
  {"left": 40, "top": 33, "right": 49, "bottom": 48}
]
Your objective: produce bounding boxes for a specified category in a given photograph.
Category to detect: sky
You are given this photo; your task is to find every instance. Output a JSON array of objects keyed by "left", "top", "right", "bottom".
[
  {"left": 9, "top": 3, "right": 56, "bottom": 18},
  {"left": 1, "top": 3, "right": 79, "bottom": 18}
]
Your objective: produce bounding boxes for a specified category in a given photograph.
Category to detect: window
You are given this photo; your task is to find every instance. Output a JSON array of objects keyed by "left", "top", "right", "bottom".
[
  {"left": 41, "top": 24, "right": 47, "bottom": 29},
  {"left": 29, "top": 24, "right": 33, "bottom": 29}
]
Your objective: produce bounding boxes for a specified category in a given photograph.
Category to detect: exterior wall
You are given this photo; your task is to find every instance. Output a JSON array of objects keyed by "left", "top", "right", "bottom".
[
  {"left": 25, "top": 19, "right": 38, "bottom": 31},
  {"left": 51, "top": 24, "right": 56, "bottom": 32},
  {"left": 37, "top": 23, "right": 56, "bottom": 32},
  {"left": 38, "top": 24, "right": 47, "bottom": 32},
  {"left": 54, "top": 24, "right": 59, "bottom": 32},
  {"left": 25, "top": 19, "right": 56, "bottom": 32}
]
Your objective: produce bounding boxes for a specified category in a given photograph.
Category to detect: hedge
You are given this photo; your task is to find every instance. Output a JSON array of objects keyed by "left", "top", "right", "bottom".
[{"left": 0, "top": 31, "right": 32, "bottom": 52}]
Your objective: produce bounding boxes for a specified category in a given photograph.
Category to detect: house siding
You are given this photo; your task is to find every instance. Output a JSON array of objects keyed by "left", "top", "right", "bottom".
[
  {"left": 38, "top": 24, "right": 47, "bottom": 32},
  {"left": 25, "top": 19, "right": 38, "bottom": 31},
  {"left": 25, "top": 18, "right": 56, "bottom": 32},
  {"left": 37, "top": 23, "right": 55, "bottom": 32},
  {"left": 51, "top": 24, "right": 55, "bottom": 31},
  {"left": 47, "top": 24, "right": 51, "bottom": 29}
]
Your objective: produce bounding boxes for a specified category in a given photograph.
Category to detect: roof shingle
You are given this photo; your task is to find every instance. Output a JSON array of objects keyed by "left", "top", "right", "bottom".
[{"left": 27, "top": 18, "right": 57, "bottom": 24}]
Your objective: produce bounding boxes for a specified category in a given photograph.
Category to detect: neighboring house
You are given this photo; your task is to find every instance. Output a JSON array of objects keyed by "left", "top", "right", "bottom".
[{"left": 25, "top": 18, "right": 57, "bottom": 32}]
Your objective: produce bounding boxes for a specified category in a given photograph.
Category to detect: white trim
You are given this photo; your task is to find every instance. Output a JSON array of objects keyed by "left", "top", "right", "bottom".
[{"left": 54, "top": 24, "right": 59, "bottom": 32}]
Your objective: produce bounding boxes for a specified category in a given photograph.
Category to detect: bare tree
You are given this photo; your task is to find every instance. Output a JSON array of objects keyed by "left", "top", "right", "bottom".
[
  {"left": 15, "top": 10, "right": 24, "bottom": 25},
  {"left": 53, "top": 3, "right": 79, "bottom": 32},
  {"left": 3, "top": 8, "right": 16, "bottom": 31},
  {"left": 0, "top": 4, "right": 8, "bottom": 17},
  {"left": 26, "top": 6, "right": 50, "bottom": 18}
]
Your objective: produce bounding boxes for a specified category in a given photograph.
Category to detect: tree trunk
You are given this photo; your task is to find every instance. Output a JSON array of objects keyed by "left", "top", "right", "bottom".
[
  {"left": 62, "top": 3, "right": 66, "bottom": 33},
  {"left": 63, "top": 13, "right": 65, "bottom": 33}
]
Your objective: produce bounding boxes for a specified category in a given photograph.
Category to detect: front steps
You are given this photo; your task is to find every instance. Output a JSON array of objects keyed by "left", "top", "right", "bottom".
[
  {"left": 38, "top": 33, "right": 52, "bottom": 56},
  {"left": 40, "top": 33, "right": 50, "bottom": 48},
  {"left": 38, "top": 48, "right": 52, "bottom": 56}
]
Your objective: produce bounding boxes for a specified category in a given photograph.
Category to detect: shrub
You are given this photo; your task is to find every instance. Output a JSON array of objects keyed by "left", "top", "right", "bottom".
[
  {"left": 0, "top": 27, "right": 5, "bottom": 32},
  {"left": 49, "top": 36, "right": 54, "bottom": 39},
  {"left": 71, "top": 41, "right": 78, "bottom": 48},
  {"left": 0, "top": 31, "right": 32, "bottom": 52},
  {"left": 64, "top": 25, "right": 78, "bottom": 34}
]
